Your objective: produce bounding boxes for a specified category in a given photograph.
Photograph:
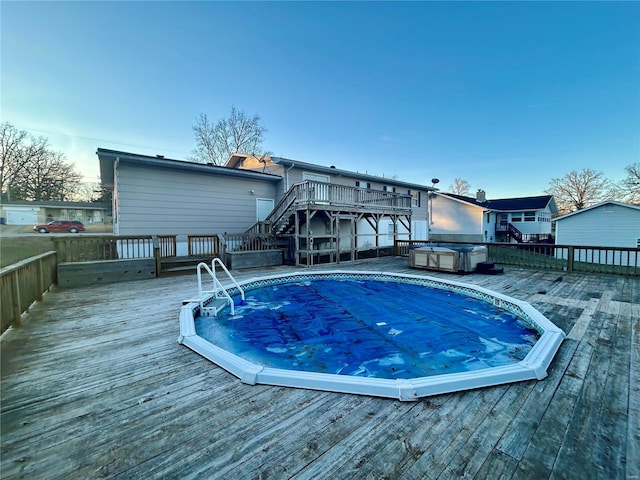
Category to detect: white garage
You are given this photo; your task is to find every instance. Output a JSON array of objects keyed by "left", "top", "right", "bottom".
[{"left": 5, "top": 207, "right": 39, "bottom": 225}]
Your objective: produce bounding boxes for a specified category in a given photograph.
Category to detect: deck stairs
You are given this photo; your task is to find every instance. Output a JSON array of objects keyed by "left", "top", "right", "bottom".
[
  {"left": 266, "top": 190, "right": 297, "bottom": 235},
  {"left": 476, "top": 261, "right": 504, "bottom": 275},
  {"left": 507, "top": 223, "right": 524, "bottom": 243},
  {"left": 160, "top": 255, "right": 217, "bottom": 275}
]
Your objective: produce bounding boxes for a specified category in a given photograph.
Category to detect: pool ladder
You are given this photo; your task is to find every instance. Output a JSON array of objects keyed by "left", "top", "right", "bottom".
[{"left": 196, "top": 259, "right": 245, "bottom": 316}]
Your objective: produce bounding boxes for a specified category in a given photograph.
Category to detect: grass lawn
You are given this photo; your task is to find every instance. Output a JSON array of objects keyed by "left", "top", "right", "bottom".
[
  {"left": 0, "top": 224, "right": 113, "bottom": 268},
  {"left": 0, "top": 236, "right": 55, "bottom": 267}
]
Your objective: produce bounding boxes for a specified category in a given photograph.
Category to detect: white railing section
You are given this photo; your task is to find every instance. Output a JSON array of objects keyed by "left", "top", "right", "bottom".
[{"left": 196, "top": 259, "right": 245, "bottom": 316}]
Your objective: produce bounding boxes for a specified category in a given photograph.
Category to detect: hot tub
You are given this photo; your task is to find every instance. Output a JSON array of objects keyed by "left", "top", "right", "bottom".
[{"left": 410, "top": 244, "right": 487, "bottom": 273}]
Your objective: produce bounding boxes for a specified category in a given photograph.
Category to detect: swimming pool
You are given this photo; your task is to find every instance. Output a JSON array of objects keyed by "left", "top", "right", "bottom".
[{"left": 179, "top": 271, "right": 565, "bottom": 401}]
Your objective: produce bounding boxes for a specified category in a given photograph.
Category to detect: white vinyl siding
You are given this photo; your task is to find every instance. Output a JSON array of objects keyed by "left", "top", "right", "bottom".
[
  {"left": 555, "top": 203, "right": 640, "bottom": 248},
  {"left": 429, "top": 194, "right": 484, "bottom": 242}
]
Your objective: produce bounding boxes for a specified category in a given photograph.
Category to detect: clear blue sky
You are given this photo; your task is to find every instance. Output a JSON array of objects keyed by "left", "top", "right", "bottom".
[{"left": 2, "top": 1, "right": 639, "bottom": 198}]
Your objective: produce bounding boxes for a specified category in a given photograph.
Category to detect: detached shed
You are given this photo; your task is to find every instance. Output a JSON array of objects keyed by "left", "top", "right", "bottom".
[{"left": 553, "top": 200, "right": 640, "bottom": 249}]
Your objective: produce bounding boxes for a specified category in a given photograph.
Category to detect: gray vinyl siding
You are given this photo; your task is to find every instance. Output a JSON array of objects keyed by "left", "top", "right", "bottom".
[{"left": 115, "top": 163, "right": 277, "bottom": 235}]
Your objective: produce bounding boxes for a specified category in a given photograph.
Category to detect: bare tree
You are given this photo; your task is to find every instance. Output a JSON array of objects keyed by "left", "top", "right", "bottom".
[
  {"left": 0, "top": 122, "right": 82, "bottom": 201},
  {"left": 545, "top": 168, "right": 619, "bottom": 214},
  {"left": 71, "top": 181, "right": 107, "bottom": 202},
  {"left": 1, "top": 122, "right": 48, "bottom": 200},
  {"left": 190, "top": 107, "right": 268, "bottom": 165},
  {"left": 448, "top": 177, "right": 471, "bottom": 196},
  {"left": 620, "top": 163, "right": 640, "bottom": 205}
]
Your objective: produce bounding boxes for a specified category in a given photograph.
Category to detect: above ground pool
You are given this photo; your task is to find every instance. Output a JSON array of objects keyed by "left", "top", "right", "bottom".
[{"left": 179, "top": 271, "right": 565, "bottom": 401}]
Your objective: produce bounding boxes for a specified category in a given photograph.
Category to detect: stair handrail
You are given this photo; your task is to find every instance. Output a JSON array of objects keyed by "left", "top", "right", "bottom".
[
  {"left": 196, "top": 259, "right": 244, "bottom": 316},
  {"left": 211, "top": 258, "right": 245, "bottom": 301},
  {"left": 264, "top": 182, "right": 303, "bottom": 226}
]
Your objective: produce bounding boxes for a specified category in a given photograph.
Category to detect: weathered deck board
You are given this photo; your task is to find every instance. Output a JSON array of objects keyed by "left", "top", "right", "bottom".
[{"left": 1, "top": 257, "right": 638, "bottom": 479}]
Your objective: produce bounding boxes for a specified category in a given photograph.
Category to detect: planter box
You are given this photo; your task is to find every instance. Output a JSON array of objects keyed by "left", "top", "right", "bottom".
[
  {"left": 226, "top": 249, "right": 283, "bottom": 270},
  {"left": 57, "top": 258, "right": 156, "bottom": 288}
]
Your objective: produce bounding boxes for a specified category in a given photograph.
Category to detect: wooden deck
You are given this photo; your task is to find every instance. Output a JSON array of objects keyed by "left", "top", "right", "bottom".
[{"left": 1, "top": 258, "right": 638, "bottom": 479}]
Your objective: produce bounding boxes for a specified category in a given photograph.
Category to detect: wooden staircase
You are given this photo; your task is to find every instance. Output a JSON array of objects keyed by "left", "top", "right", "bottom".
[{"left": 507, "top": 223, "right": 523, "bottom": 243}]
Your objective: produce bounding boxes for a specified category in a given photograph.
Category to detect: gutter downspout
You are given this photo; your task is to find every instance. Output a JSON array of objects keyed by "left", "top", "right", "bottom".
[
  {"left": 285, "top": 162, "right": 295, "bottom": 192},
  {"left": 113, "top": 157, "right": 119, "bottom": 235}
]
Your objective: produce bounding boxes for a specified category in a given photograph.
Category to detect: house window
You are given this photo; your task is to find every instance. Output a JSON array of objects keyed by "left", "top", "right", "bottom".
[
  {"left": 356, "top": 181, "right": 371, "bottom": 189},
  {"left": 303, "top": 172, "right": 329, "bottom": 183},
  {"left": 383, "top": 186, "right": 396, "bottom": 193},
  {"left": 511, "top": 212, "right": 522, "bottom": 222},
  {"left": 524, "top": 211, "right": 536, "bottom": 222},
  {"left": 410, "top": 190, "right": 420, "bottom": 207}
]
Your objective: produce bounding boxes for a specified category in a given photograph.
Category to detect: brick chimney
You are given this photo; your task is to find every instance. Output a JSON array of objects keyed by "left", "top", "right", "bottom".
[{"left": 476, "top": 189, "right": 486, "bottom": 203}]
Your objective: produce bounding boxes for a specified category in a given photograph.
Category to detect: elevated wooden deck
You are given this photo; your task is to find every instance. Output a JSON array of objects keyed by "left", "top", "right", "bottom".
[{"left": 1, "top": 258, "right": 638, "bottom": 479}]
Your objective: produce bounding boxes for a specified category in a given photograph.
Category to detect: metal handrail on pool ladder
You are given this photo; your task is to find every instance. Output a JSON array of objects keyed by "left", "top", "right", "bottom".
[{"left": 196, "top": 259, "right": 245, "bottom": 316}]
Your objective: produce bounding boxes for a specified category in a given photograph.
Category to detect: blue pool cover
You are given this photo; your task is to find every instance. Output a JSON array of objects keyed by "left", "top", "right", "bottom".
[{"left": 194, "top": 278, "right": 540, "bottom": 380}]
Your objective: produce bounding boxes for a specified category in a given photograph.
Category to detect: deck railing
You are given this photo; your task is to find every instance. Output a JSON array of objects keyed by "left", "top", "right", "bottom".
[
  {"left": 157, "top": 235, "right": 177, "bottom": 258},
  {"left": 53, "top": 235, "right": 151, "bottom": 262},
  {"left": 294, "top": 181, "right": 412, "bottom": 210},
  {"left": 188, "top": 234, "right": 223, "bottom": 257},
  {"left": 394, "top": 240, "right": 640, "bottom": 277},
  {"left": 1, "top": 251, "right": 58, "bottom": 333},
  {"left": 53, "top": 235, "right": 177, "bottom": 262},
  {"left": 265, "top": 181, "right": 413, "bottom": 234},
  {"left": 221, "top": 233, "right": 282, "bottom": 252}
]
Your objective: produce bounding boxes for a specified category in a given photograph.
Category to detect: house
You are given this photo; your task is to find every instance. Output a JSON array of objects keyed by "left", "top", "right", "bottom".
[
  {"left": 428, "top": 190, "right": 557, "bottom": 243},
  {"left": 97, "top": 149, "right": 435, "bottom": 264},
  {"left": 0, "top": 200, "right": 111, "bottom": 225},
  {"left": 553, "top": 200, "right": 640, "bottom": 248},
  {"left": 226, "top": 154, "right": 434, "bottom": 258},
  {"left": 97, "top": 149, "right": 281, "bottom": 245}
]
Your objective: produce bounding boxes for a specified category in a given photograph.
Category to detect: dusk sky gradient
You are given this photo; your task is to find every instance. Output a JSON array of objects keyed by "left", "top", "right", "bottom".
[{"left": 2, "top": 1, "right": 639, "bottom": 198}]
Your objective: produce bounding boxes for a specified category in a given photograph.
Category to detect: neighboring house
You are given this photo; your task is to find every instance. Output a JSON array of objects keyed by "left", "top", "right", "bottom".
[
  {"left": 97, "top": 149, "right": 435, "bottom": 263},
  {"left": 553, "top": 200, "right": 640, "bottom": 248},
  {"left": 0, "top": 201, "right": 111, "bottom": 225},
  {"left": 429, "top": 190, "right": 557, "bottom": 243}
]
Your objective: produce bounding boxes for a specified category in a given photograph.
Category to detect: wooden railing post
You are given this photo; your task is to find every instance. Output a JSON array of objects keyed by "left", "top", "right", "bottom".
[
  {"left": 37, "top": 258, "right": 44, "bottom": 302},
  {"left": 152, "top": 235, "right": 161, "bottom": 277},
  {"left": 217, "top": 234, "right": 227, "bottom": 263},
  {"left": 567, "top": 246, "right": 574, "bottom": 274},
  {"left": 11, "top": 270, "right": 22, "bottom": 327}
]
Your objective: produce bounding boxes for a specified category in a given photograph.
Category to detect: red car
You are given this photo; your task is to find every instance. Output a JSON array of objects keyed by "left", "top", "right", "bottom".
[{"left": 33, "top": 220, "right": 85, "bottom": 233}]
